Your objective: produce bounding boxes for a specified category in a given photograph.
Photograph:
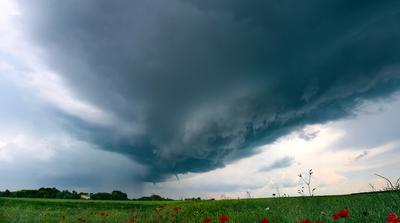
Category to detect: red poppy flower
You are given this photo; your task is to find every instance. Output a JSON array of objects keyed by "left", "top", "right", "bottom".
[
  {"left": 338, "top": 209, "right": 349, "bottom": 218},
  {"left": 298, "top": 220, "right": 324, "bottom": 223},
  {"left": 332, "top": 209, "right": 349, "bottom": 220},
  {"left": 387, "top": 218, "right": 399, "bottom": 223},
  {"left": 298, "top": 219, "right": 312, "bottom": 223},
  {"left": 99, "top": 213, "right": 109, "bottom": 217},
  {"left": 173, "top": 207, "right": 181, "bottom": 212},
  {"left": 387, "top": 212, "right": 400, "bottom": 223},
  {"left": 219, "top": 215, "right": 229, "bottom": 223},
  {"left": 260, "top": 218, "right": 270, "bottom": 223},
  {"left": 202, "top": 217, "right": 213, "bottom": 223}
]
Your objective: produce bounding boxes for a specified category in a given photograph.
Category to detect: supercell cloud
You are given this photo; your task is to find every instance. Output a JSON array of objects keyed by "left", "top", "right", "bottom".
[{"left": 15, "top": 0, "right": 400, "bottom": 181}]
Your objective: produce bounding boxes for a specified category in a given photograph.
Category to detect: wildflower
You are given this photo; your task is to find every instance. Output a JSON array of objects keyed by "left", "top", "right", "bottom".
[
  {"left": 298, "top": 220, "right": 323, "bottom": 223},
  {"left": 260, "top": 218, "right": 270, "bottom": 223},
  {"left": 298, "top": 219, "right": 312, "bottom": 223},
  {"left": 332, "top": 209, "right": 349, "bottom": 220},
  {"left": 219, "top": 215, "right": 229, "bottom": 223},
  {"left": 386, "top": 212, "right": 400, "bottom": 223},
  {"left": 99, "top": 213, "right": 109, "bottom": 217},
  {"left": 202, "top": 217, "right": 212, "bottom": 223},
  {"left": 338, "top": 209, "right": 349, "bottom": 218},
  {"left": 173, "top": 207, "right": 181, "bottom": 212}
]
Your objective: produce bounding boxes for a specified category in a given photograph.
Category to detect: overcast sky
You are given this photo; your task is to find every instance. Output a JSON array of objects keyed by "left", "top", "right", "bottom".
[{"left": 1, "top": 0, "right": 400, "bottom": 199}]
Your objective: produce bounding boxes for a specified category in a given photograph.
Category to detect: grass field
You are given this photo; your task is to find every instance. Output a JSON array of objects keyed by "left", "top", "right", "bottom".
[{"left": 0, "top": 191, "right": 399, "bottom": 223}]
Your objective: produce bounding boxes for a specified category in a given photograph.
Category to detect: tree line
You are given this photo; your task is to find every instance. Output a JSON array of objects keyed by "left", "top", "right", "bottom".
[
  {"left": 0, "top": 188, "right": 174, "bottom": 201},
  {"left": 0, "top": 187, "right": 127, "bottom": 200}
]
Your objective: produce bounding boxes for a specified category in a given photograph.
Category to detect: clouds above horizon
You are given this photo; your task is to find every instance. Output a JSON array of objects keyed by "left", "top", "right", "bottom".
[
  {"left": 144, "top": 98, "right": 400, "bottom": 199},
  {"left": 9, "top": 0, "right": 400, "bottom": 182},
  {"left": 259, "top": 156, "right": 295, "bottom": 172},
  {"left": 1, "top": 93, "right": 400, "bottom": 198},
  {"left": 1, "top": 0, "right": 400, "bottom": 198}
]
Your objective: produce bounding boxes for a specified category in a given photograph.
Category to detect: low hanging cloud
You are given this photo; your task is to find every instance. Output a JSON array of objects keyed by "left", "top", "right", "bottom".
[
  {"left": 298, "top": 128, "right": 320, "bottom": 141},
  {"left": 259, "top": 156, "right": 296, "bottom": 172},
  {"left": 354, "top": 151, "right": 369, "bottom": 161},
  {"left": 15, "top": 0, "right": 400, "bottom": 181}
]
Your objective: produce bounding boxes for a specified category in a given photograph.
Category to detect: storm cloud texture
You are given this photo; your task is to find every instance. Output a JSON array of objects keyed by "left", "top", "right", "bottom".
[{"left": 16, "top": 0, "right": 400, "bottom": 181}]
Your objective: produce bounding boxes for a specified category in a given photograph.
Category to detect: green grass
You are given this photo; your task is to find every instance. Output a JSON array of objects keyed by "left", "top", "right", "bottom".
[{"left": 0, "top": 191, "right": 399, "bottom": 223}]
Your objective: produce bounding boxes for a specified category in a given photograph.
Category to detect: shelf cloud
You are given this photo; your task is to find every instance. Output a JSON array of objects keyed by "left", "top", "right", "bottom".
[{"left": 15, "top": 0, "right": 400, "bottom": 181}]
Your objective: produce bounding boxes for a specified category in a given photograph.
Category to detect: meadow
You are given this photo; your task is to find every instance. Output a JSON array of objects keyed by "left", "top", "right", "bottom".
[{"left": 0, "top": 191, "right": 399, "bottom": 223}]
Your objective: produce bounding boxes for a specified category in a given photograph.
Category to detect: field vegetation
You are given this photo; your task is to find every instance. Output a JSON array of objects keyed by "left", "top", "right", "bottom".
[{"left": 1, "top": 191, "right": 399, "bottom": 223}]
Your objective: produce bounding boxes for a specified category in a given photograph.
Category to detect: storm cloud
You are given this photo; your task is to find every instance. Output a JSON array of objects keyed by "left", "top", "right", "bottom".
[{"left": 15, "top": 0, "right": 400, "bottom": 181}]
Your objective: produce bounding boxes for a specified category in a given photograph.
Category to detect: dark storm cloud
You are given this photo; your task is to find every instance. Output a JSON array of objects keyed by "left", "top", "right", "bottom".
[
  {"left": 188, "top": 183, "right": 260, "bottom": 193},
  {"left": 259, "top": 156, "right": 295, "bottom": 172},
  {"left": 17, "top": 0, "right": 400, "bottom": 181}
]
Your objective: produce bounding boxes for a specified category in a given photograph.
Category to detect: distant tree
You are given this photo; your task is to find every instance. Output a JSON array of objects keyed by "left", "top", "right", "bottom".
[
  {"left": 91, "top": 192, "right": 113, "bottom": 200},
  {"left": 37, "top": 187, "right": 60, "bottom": 198},
  {"left": 137, "top": 194, "right": 172, "bottom": 201},
  {"left": 54, "top": 190, "right": 79, "bottom": 199},
  {"left": 184, "top": 197, "right": 202, "bottom": 201},
  {"left": 111, "top": 190, "right": 128, "bottom": 200},
  {"left": 0, "top": 188, "right": 129, "bottom": 200}
]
